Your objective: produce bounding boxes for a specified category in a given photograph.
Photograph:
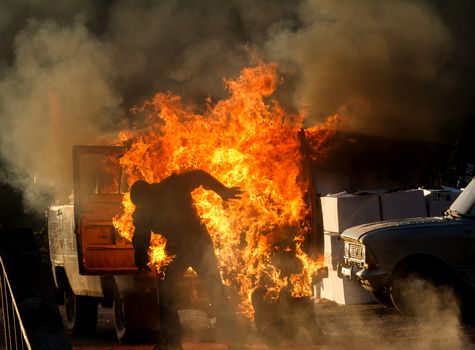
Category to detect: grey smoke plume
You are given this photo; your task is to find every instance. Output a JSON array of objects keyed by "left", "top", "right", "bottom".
[
  {"left": 0, "top": 19, "right": 122, "bottom": 211},
  {"left": 0, "top": 0, "right": 473, "bottom": 212},
  {"left": 266, "top": 0, "right": 455, "bottom": 139}
]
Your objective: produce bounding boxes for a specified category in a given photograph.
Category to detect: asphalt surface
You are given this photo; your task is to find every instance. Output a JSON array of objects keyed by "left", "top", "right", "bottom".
[
  {"left": 63, "top": 302, "right": 475, "bottom": 350},
  {"left": 3, "top": 302, "right": 475, "bottom": 349}
]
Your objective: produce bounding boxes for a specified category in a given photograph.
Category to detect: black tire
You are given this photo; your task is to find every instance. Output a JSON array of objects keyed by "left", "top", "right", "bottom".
[
  {"left": 64, "top": 283, "right": 98, "bottom": 335},
  {"left": 390, "top": 268, "right": 458, "bottom": 318},
  {"left": 252, "top": 287, "right": 295, "bottom": 347},
  {"left": 371, "top": 290, "right": 394, "bottom": 307},
  {"left": 460, "top": 293, "right": 475, "bottom": 324},
  {"left": 254, "top": 311, "right": 291, "bottom": 347},
  {"left": 113, "top": 289, "right": 160, "bottom": 344}
]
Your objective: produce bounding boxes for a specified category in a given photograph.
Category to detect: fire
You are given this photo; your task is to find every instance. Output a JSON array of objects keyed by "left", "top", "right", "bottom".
[{"left": 113, "top": 62, "right": 336, "bottom": 317}]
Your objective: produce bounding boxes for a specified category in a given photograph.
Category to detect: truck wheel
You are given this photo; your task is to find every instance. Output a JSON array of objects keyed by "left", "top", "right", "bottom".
[
  {"left": 64, "top": 283, "right": 98, "bottom": 335},
  {"left": 251, "top": 287, "right": 294, "bottom": 347},
  {"left": 113, "top": 289, "right": 160, "bottom": 344},
  {"left": 254, "top": 312, "right": 290, "bottom": 347}
]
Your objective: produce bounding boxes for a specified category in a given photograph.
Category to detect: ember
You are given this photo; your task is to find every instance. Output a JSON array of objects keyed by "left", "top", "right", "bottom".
[{"left": 113, "top": 62, "right": 337, "bottom": 317}]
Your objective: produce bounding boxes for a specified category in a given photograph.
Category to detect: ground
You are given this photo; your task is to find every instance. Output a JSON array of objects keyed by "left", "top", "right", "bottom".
[
  {"left": 60, "top": 302, "right": 475, "bottom": 350},
  {"left": 3, "top": 301, "right": 475, "bottom": 349}
]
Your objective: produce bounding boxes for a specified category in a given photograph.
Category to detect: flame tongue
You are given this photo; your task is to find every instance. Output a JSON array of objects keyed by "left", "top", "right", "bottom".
[{"left": 113, "top": 63, "right": 331, "bottom": 317}]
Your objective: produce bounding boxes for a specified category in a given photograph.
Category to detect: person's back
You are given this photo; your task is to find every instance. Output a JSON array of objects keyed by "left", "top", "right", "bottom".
[{"left": 133, "top": 173, "right": 206, "bottom": 249}]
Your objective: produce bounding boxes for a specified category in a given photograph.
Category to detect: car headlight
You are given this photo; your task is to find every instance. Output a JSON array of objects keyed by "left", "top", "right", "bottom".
[{"left": 344, "top": 241, "right": 366, "bottom": 262}]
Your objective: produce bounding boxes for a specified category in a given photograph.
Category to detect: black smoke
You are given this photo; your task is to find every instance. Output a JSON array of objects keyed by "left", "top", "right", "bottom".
[{"left": 0, "top": 0, "right": 473, "bottom": 211}]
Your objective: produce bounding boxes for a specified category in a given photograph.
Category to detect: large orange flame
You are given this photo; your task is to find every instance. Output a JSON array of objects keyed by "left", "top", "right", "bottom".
[{"left": 113, "top": 62, "right": 336, "bottom": 317}]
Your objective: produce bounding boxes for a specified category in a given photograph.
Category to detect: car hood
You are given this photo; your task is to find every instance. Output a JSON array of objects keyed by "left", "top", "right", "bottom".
[{"left": 341, "top": 216, "right": 449, "bottom": 242}]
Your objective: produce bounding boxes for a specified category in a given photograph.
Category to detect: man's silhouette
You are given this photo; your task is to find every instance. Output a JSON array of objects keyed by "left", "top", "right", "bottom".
[{"left": 130, "top": 170, "right": 242, "bottom": 350}]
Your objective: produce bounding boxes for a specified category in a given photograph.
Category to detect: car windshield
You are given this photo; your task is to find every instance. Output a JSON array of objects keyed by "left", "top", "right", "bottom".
[{"left": 448, "top": 177, "right": 475, "bottom": 217}]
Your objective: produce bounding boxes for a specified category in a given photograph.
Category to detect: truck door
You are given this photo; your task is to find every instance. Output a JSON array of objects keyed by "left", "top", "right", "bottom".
[{"left": 73, "top": 145, "right": 137, "bottom": 275}]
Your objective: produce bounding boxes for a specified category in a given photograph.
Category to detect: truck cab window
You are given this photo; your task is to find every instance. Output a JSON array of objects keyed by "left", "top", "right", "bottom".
[{"left": 80, "top": 154, "right": 121, "bottom": 195}]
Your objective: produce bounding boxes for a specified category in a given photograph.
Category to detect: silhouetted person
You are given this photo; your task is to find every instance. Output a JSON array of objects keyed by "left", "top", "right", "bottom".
[{"left": 130, "top": 170, "right": 242, "bottom": 350}]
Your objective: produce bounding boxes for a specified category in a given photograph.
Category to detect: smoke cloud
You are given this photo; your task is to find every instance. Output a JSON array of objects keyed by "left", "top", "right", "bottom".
[
  {"left": 312, "top": 279, "right": 467, "bottom": 350},
  {"left": 177, "top": 284, "right": 468, "bottom": 349},
  {"left": 0, "top": 19, "right": 122, "bottom": 211},
  {"left": 266, "top": 1, "right": 455, "bottom": 138},
  {"left": 0, "top": 0, "right": 473, "bottom": 212}
]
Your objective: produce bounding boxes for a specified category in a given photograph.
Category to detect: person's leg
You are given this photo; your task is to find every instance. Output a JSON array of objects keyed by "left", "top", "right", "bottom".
[
  {"left": 192, "top": 238, "right": 237, "bottom": 343},
  {"left": 156, "top": 258, "right": 188, "bottom": 349}
]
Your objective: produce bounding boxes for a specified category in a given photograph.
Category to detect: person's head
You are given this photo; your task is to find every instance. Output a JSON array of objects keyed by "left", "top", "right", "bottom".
[{"left": 130, "top": 180, "right": 151, "bottom": 205}]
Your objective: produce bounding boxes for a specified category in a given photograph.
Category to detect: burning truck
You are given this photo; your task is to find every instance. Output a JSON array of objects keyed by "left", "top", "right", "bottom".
[{"left": 48, "top": 63, "right": 333, "bottom": 344}]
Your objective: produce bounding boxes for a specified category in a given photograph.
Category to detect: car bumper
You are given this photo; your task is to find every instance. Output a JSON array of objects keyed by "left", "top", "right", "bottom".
[{"left": 337, "top": 261, "right": 389, "bottom": 292}]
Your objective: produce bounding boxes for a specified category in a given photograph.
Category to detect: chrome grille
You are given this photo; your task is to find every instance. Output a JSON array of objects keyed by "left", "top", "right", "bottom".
[{"left": 346, "top": 242, "right": 364, "bottom": 261}]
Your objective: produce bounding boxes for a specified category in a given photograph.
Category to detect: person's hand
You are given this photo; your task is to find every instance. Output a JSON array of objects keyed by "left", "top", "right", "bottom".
[
  {"left": 137, "top": 265, "right": 152, "bottom": 274},
  {"left": 134, "top": 252, "right": 151, "bottom": 272},
  {"left": 221, "top": 186, "right": 243, "bottom": 201}
]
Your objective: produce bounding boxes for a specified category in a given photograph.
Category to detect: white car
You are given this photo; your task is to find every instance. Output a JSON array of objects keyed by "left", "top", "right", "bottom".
[{"left": 338, "top": 178, "right": 475, "bottom": 320}]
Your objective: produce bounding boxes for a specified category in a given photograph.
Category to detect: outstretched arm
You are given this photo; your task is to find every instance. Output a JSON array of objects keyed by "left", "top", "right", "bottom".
[{"left": 181, "top": 169, "right": 242, "bottom": 201}]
